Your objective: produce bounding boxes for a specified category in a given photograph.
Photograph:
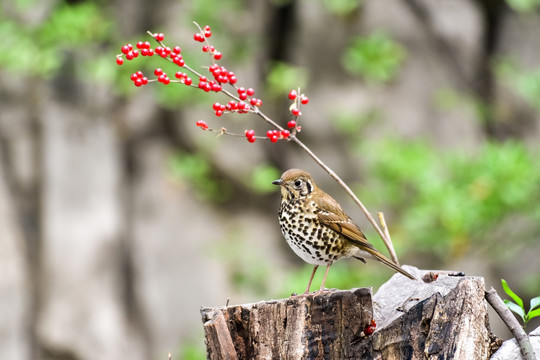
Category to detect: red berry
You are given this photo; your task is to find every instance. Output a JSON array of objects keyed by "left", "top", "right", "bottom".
[
  {"left": 125, "top": 52, "right": 134, "bottom": 60},
  {"left": 229, "top": 75, "right": 237, "bottom": 84},
  {"left": 247, "top": 137, "right": 256, "bottom": 143},
  {"left": 215, "top": 110, "right": 223, "bottom": 117},
  {"left": 213, "top": 52, "right": 222, "bottom": 60},
  {"left": 136, "top": 71, "right": 143, "bottom": 78},
  {"left": 134, "top": 78, "right": 143, "bottom": 87},
  {"left": 144, "top": 41, "right": 151, "bottom": 49},
  {"left": 194, "top": 33, "right": 205, "bottom": 42},
  {"left": 280, "top": 130, "right": 290, "bottom": 139},
  {"left": 173, "top": 46, "right": 181, "bottom": 54},
  {"left": 213, "top": 102, "right": 222, "bottom": 111},
  {"left": 287, "top": 120, "right": 296, "bottom": 128},
  {"left": 141, "top": 77, "right": 148, "bottom": 85},
  {"left": 300, "top": 95, "right": 309, "bottom": 105},
  {"left": 246, "top": 129, "right": 255, "bottom": 137},
  {"left": 155, "top": 33, "right": 165, "bottom": 42},
  {"left": 184, "top": 78, "right": 192, "bottom": 86},
  {"left": 202, "top": 45, "right": 210, "bottom": 52},
  {"left": 175, "top": 71, "right": 184, "bottom": 79},
  {"left": 130, "top": 73, "right": 139, "bottom": 81},
  {"left": 116, "top": 57, "right": 124, "bottom": 65},
  {"left": 237, "top": 87, "right": 246, "bottom": 95},
  {"left": 196, "top": 120, "right": 208, "bottom": 130},
  {"left": 146, "top": 48, "right": 154, "bottom": 56},
  {"left": 136, "top": 41, "right": 145, "bottom": 49},
  {"left": 292, "top": 108, "right": 301, "bottom": 116},
  {"left": 121, "top": 45, "right": 131, "bottom": 54},
  {"left": 246, "top": 88, "right": 255, "bottom": 96},
  {"left": 154, "top": 68, "right": 163, "bottom": 76},
  {"left": 288, "top": 90, "right": 297, "bottom": 100},
  {"left": 239, "top": 93, "right": 247, "bottom": 100}
]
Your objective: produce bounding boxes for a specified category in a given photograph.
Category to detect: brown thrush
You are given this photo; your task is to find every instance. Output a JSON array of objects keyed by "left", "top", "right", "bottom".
[{"left": 272, "top": 168, "right": 416, "bottom": 294}]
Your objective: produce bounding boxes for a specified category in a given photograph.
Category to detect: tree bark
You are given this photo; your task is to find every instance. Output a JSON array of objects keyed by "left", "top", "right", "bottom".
[{"left": 201, "top": 266, "right": 499, "bottom": 359}]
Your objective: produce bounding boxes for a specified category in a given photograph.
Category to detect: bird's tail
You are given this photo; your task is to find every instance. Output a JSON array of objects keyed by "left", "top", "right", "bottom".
[{"left": 369, "top": 249, "right": 416, "bottom": 280}]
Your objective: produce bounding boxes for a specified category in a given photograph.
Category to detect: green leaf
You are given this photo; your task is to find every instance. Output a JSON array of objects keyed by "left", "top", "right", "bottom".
[
  {"left": 501, "top": 279, "right": 524, "bottom": 309},
  {"left": 504, "top": 299, "right": 526, "bottom": 323},
  {"left": 528, "top": 307, "right": 540, "bottom": 321},
  {"left": 530, "top": 296, "right": 540, "bottom": 312}
]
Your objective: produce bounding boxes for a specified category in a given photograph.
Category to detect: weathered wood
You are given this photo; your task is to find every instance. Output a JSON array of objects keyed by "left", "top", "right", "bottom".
[
  {"left": 201, "top": 266, "right": 496, "bottom": 359},
  {"left": 201, "top": 288, "right": 373, "bottom": 359},
  {"left": 491, "top": 325, "right": 540, "bottom": 360},
  {"left": 365, "top": 266, "right": 492, "bottom": 359}
]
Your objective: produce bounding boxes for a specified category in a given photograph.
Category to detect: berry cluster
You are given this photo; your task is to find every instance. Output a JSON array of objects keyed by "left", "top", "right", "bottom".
[{"left": 116, "top": 23, "right": 310, "bottom": 144}]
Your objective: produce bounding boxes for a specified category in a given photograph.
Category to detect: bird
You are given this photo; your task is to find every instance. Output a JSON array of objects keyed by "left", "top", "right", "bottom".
[{"left": 272, "top": 168, "right": 416, "bottom": 294}]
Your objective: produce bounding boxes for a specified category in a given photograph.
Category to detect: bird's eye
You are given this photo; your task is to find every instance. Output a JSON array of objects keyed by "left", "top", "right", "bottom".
[{"left": 294, "top": 179, "right": 302, "bottom": 187}]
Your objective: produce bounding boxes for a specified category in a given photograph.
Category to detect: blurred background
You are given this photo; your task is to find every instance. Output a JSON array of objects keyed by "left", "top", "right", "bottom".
[{"left": 1, "top": 0, "right": 540, "bottom": 359}]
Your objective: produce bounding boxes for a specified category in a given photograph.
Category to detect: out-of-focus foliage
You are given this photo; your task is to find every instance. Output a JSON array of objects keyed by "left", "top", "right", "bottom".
[
  {"left": 168, "top": 152, "right": 232, "bottom": 202},
  {"left": 342, "top": 32, "right": 406, "bottom": 83},
  {"left": 355, "top": 139, "right": 540, "bottom": 263},
  {"left": 266, "top": 61, "right": 309, "bottom": 98},
  {"left": 321, "top": 0, "right": 361, "bottom": 16},
  {"left": 504, "top": 0, "right": 540, "bottom": 13},
  {"left": 0, "top": 1, "right": 111, "bottom": 77},
  {"left": 496, "top": 59, "right": 540, "bottom": 110},
  {"left": 249, "top": 164, "right": 281, "bottom": 194}
]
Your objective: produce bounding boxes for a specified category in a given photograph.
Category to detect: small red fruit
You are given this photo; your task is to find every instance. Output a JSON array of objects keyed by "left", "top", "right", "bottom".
[
  {"left": 116, "top": 57, "right": 124, "bottom": 65},
  {"left": 194, "top": 33, "right": 205, "bottom": 42},
  {"left": 288, "top": 90, "right": 297, "bottom": 100}
]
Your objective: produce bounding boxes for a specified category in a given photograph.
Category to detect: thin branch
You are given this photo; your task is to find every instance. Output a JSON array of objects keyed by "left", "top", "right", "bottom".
[
  {"left": 377, "top": 212, "right": 399, "bottom": 265},
  {"left": 485, "top": 288, "right": 537, "bottom": 360}
]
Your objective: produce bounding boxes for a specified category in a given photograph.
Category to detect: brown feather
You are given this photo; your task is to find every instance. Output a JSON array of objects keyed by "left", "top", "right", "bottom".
[{"left": 315, "top": 191, "right": 416, "bottom": 280}]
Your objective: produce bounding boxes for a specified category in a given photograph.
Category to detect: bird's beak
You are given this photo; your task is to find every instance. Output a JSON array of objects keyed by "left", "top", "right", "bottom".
[{"left": 272, "top": 179, "right": 283, "bottom": 186}]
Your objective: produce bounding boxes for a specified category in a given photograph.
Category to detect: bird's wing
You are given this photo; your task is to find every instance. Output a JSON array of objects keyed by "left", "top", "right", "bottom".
[
  {"left": 315, "top": 196, "right": 377, "bottom": 252},
  {"left": 316, "top": 196, "right": 417, "bottom": 281}
]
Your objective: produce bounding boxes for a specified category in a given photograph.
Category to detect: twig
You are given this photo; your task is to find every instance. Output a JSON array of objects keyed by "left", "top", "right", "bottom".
[
  {"left": 485, "top": 288, "right": 537, "bottom": 360},
  {"left": 377, "top": 212, "right": 399, "bottom": 265}
]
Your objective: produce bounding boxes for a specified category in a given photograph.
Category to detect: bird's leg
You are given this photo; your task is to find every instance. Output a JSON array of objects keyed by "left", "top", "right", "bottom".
[
  {"left": 304, "top": 265, "right": 319, "bottom": 294},
  {"left": 318, "top": 263, "right": 333, "bottom": 292}
]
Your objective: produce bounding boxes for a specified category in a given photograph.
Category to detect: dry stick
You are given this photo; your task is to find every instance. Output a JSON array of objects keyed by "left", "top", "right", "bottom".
[
  {"left": 485, "top": 288, "right": 537, "bottom": 360},
  {"left": 377, "top": 212, "right": 399, "bottom": 266}
]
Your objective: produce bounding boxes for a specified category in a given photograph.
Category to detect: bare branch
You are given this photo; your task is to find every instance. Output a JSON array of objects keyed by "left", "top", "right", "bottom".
[{"left": 485, "top": 288, "right": 537, "bottom": 360}]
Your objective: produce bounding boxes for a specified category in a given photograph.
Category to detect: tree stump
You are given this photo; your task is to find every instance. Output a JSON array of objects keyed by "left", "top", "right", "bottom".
[{"left": 201, "top": 266, "right": 496, "bottom": 359}]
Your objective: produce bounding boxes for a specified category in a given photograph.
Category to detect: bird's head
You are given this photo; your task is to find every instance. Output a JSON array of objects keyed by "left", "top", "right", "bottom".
[{"left": 272, "top": 169, "right": 317, "bottom": 200}]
